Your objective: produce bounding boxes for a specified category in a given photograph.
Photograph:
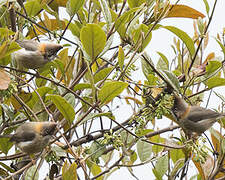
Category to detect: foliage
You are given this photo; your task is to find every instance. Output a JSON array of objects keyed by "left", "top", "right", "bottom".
[{"left": 0, "top": 0, "right": 224, "bottom": 179}]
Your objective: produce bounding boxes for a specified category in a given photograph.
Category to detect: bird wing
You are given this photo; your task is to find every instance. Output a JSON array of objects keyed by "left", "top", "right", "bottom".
[
  {"left": 10, "top": 131, "right": 36, "bottom": 143},
  {"left": 188, "top": 106, "right": 221, "bottom": 122},
  {"left": 16, "top": 40, "right": 40, "bottom": 51}
]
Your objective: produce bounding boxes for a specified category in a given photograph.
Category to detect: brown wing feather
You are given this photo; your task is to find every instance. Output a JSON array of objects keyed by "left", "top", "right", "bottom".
[
  {"left": 10, "top": 131, "right": 36, "bottom": 143},
  {"left": 188, "top": 106, "right": 221, "bottom": 122}
]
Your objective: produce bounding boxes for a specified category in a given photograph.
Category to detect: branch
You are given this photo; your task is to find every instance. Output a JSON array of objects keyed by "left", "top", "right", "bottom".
[
  {"left": 90, "top": 155, "right": 124, "bottom": 180},
  {"left": 187, "top": 0, "right": 218, "bottom": 74},
  {"left": 0, "top": 66, "right": 100, "bottom": 112},
  {"left": 15, "top": 11, "right": 78, "bottom": 46},
  {"left": 145, "top": 125, "right": 179, "bottom": 138}
]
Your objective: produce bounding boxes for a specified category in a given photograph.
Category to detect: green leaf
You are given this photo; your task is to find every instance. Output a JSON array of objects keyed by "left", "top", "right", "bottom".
[
  {"left": 24, "top": 0, "right": 42, "bottom": 16},
  {"left": 222, "top": 138, "right": 225, "bottom": 155},
  {"left": 51, "top": 146, "right": 66, "bottom": 157},
  {"left": 151, "top": 135, "right": 165, "bottom": 154},
  {"left": 206, "top": 77, "right": 225, "bottom": 89},
  {"left": 146, "top": 74, "right": 158, "bottom": 85},
  {"left": 115, "top": 7, "right": 140, "bottom": 38},
  {"left": 64, "top": 93, "right": 76, "bottom": 108},
  {"left": 25, "top": 166, "right": 39, "bottom": 180},
  {"left": 46, "top": 95, "right": 75, "bottom": 123},
  {"left": 98, "top": 81, "right": 128, "bottom": 104},
  {"left": 0, "top": 162, "right": 14, "bottom": 173},
  {"left": 87, "top": 159, "right": 103, "bottom": 180},
  {"left": 130, "top": 151, "right": 138, "bottom": 164},
  {"left": 0, "top": 41, "right": 9, "bottom": 60},
  {"left": 161, "top": 70, "right": 180, "bottom": 92},
  {"left": 99, "top": 0, "right": 112, "bottom": 29},
  {"left": 0, "top": 28, "right": 14, "bottom": 39},
  {"left": 6, "top": 42, "right": 21, "bottom": 56},
  {"left": 132, "top": 24, "right": 152, "bottom": 52},
  {"left": 137, "top": 140, "right": 152, "bottom": 162},
  {"left": 80, "top": 24, "right": 106, "bottom": 60},
  {"left": 48, "top": 0, "right": 67, "bottom": 12},
  {"left": 68, "top": 20, "right": 82, "bottom": 38},
  {"left": 141, "top": 52, "right": 155, "bottom": 78},
  {"left": 202, "top": 0, "right": 210, "bottom": 14},
  {"left": 163, "top": 26, "right": 195, "bottom": 57},
  {"left": 118, "top": 46, "right": 125, "bottom": 70},
  {"left": 0, "top": 41, "right": 21, "bottom": 60},
  {"left": 170, "top": 159, "right": 185, "bottom": 179},
  {"left": 215, "top": 39, "right": 225, "bottom": 57},
  {"left": 88, "top": 142, "right": 106, "bottom": 161},
  {"left": 136, "top": 129, "right": 153, "bottom": 137},
  {"left": 170, "top": 149, "right": 185, "bottom": 163},
  {"left": 0, "top": 138, "right": 13, "bottom": 155},
  {"left": 94, "top": 67, "right": 113, "bottom": 83},
  {"left": 92, "top": 163, "right": 103, "bottom": 177},
  {"left": 27, "top": 87, "right": 54, "bottom": 109},
  {"left": 127, "top": 0, "right": 145, "bottom": 8},
  {"left": 120, "top": 131, "right": 134, "bottom": 145},
  {"left": 35, "top": 70, "right": 49, "bottom": 87},
  {"left": 62, "top": 162, "right": 77, "bottom": 180},
  {"left": 205, "top": 60, "right": 221, "bottom": 75},
  {"left": 73, "top": 83, "right": 92, "bottom": 91},
  {"left": 157, "top": 51, "right": 169, "bottom": 70},
  {"left": 66, "top": 0, "right": 85, "bottom": 16},
  {"left": 153, "top": 155, "right": 168, "bottom": 179}
]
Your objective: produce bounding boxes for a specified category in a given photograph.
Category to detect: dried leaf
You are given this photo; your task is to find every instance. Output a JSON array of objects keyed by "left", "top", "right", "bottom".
[
  {"left": 167, "top": 5, "right": 205, "bottom": 19},
  {"left": 0, "top": 70, "right": 10, "bottom": 90}
]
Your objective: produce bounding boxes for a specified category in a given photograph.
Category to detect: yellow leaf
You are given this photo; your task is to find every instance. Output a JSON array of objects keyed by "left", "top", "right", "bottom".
[
  {"left": 10, "top": 91, "right": 32, "bottom": 110},
  {"left": 210, "top": 129, "right": 222, "bottom": 152},
  {"left": 43, "top": 12, "right": 51, "bottom": 29},
  {"left": 167, "top": 5, "right": 205, "bottom": 19},
  {"left": 203, "top": 52, "right": 215, "bottom": 64},
  {"left": 134, "top": 80, "right": 141, "bottom": 93},
  {"left": 201, "top": 156, "right": 214, "bottom": 179},
  {"left": 204, "top": 32, "right": 209, "bottom": 49},
  {"left": 193, "top": 156, "right": 206, "bottom": 180},
  {"left": 124, "top": 96, "right": 143, "bottom": 105},
  {"left": 151, "top": 88, "right": 163, "bottom": 98},
  {"left": 26, "top": 20, "right": 66, "bottom": 38},
  {"left": 0, "top": 41, "right": 9, "bottom": 59}
]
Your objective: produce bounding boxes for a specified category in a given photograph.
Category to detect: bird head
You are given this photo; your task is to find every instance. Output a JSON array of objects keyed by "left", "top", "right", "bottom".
[
  {"left": 38, "top": 43, "right": 63, "bottom": 60},
  {"left": 172, "top": 95, "right": 190, "bottom": 119},
  {"left": 38, "top": 122, "right": 57, "bottom": 137}
]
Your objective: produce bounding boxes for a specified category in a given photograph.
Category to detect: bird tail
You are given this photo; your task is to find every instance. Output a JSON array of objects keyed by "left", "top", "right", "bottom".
[{"left": 0, "top": 134, "right": 13, "bottom": 138}]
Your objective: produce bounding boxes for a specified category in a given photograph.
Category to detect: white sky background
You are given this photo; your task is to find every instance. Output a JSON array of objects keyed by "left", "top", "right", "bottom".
[{"left": 20, "top": 1, "right": 225, "bottom": 179}]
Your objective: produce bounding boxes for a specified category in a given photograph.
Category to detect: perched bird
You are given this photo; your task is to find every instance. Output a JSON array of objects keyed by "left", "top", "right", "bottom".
[
  {"left": 12, "top": 40, "right": 63, "bottom": 70},
  {"left": 0, "top": 122, "right": 57, "bottom": 154},
  {"left": 172, "top": 95, "right": 225, "bottom": 137}
]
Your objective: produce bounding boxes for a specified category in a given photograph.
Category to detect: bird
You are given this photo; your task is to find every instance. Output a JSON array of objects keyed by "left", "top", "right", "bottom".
[
  {"left": 12, "top": 39, "right": 63, "bottom": 70},
  {"left": 0, "top": 121, "right": 57, "bottom": 154},
  {"left": 172, "top": 94, "right": 225, "bottom": 137}
]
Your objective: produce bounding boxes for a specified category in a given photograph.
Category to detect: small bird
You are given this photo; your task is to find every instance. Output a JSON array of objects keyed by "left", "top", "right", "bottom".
[
  {"left": 172, "top": 95, "right": 225, "bottom": 137},
  {"left": 12, "top": 40, "right": 63, "bottom": 70},
  {"left": 0, "top": 122, "right": 57, "bottom": 154}
]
